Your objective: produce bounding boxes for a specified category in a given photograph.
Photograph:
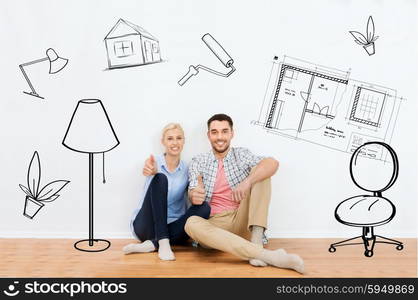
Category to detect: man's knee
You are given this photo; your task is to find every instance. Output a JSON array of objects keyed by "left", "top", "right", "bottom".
[
  {"left": 252, "top": 176, "right": 271, "bottom": 188},
  {"left": 250, "top": 176, "right": 271, "bottom": 196},
  {"left": 184, "top": 215, "right": 205, "bottom": 235}
]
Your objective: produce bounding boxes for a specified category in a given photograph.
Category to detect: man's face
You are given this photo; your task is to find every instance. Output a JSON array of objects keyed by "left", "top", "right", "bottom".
[{"left": 207, "top": 120, "right": 234, "bottom": 154}]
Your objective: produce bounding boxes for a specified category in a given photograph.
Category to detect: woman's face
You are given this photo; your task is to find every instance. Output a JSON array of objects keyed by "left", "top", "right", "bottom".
[{"left": 162, "top": 128, "right": 185, "bottom": 156}]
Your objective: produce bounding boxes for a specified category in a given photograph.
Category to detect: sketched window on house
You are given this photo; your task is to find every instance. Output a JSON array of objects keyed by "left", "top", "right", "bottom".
[
  {"left": 114, "top": 41, "right": 134, "bottom": 58},
  {"left": 151, "top": 43, "right": 160, "bottom": 61},
  {"left": 152, "top": 43, "right": 160, "bottom": 54},
  {"left": 144, "top": 41, "right": 152, "bottom": 61}
]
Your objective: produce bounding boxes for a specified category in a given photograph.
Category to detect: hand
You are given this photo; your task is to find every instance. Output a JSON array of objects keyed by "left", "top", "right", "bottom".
[
  {"left": 232, "top": 178, "right": 252, "bottom": 203},
  {"left": 190, "top": 174, "right": 206, "bottom": 205},
  {"left": 143, "top": 154, "right": 157, "bottom": 176}
]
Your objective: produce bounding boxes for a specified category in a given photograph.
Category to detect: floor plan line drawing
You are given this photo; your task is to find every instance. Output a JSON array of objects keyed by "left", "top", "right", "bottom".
[
  {"left": 265, "top": 63, "right": 349, "bottom": 132},
  {"left": 254, "top": 55, "right": 404, "bottom": 154},
  {"left": 349, "top": 86, "right": 386, "bottom": 127},
  {"left": 344, "top": 79, "right": 402, "bottom": 151}
]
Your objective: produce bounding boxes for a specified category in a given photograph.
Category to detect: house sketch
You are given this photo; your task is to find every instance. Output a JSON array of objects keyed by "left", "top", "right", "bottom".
[
  {"left": 104, "top": 18, "right": 162, "bottom": 69},
  {"left": 254, "top": 55, "right": 403, "bottom": 154}
]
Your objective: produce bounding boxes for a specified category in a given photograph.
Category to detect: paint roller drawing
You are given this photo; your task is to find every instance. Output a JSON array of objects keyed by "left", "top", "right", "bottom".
[{"left": 178, "top": 33, "right": 236, "bottom": 86}]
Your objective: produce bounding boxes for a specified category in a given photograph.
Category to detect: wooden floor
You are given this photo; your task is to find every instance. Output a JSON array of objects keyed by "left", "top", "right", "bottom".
[{"left": 0, "top": 238, "right": 415, "bottom": 277}]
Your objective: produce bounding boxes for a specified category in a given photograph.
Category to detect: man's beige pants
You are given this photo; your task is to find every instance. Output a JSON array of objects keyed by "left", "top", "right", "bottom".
[{"left": 185, "top": 177, "right": 271, "bottom": 260}]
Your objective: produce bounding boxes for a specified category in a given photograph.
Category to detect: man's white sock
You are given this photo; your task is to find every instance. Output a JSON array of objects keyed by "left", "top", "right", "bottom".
[
  {"left": 249, "top": 226, "right": 268, "bottom": 267},
  {"left": 257, "top": 248, "right": 305, "bottom": 274},
  {"left": 251, "top": 225, "right": 264, "bottom": 244}
]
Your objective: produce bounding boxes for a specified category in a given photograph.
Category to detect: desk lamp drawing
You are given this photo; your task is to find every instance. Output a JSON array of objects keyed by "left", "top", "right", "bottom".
[
  {"left": 19, "top": 48, "right": 68, "bottom": 99},
  {"left": 63, "top": 99, "right": 120, "bottom": 252},
  {"left": 329, "top": 141, "right": 403, "bottom": 257},
  {"left": 178, "top": 33, "right": 236, "bottom": 86}
]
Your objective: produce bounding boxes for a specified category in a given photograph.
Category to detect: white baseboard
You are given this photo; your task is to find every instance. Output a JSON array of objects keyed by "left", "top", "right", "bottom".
[
  {"left": 265, "top": 227, "right": 417, "bottom": 238},
  {"left": 1, "top": 231, "right": 416, "bottom": 239},
  {"left": 0, "top": 231, "right": 134, "bottom": 239}
]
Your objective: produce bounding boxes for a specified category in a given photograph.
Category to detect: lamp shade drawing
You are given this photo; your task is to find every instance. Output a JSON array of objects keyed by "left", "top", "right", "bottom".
[
  {"left": 19, "top": 48, "right": 69, "bottom": 99},
  {"left": 63, "top": 99, "right": 119, "bottom": 252}
]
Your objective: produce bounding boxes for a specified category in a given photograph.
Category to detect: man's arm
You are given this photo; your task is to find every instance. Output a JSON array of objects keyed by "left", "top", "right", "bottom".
[
  {"left": 247, "top": 157, "right": 279, "bottom": 185},
  {"left": 232, "top": 157, "right": 279, "bottom": 202}
]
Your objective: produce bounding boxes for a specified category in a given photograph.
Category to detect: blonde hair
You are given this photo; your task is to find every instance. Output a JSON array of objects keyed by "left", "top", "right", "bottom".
[{"left": 161, "top": 123, "right": 185, "bottom": 140}]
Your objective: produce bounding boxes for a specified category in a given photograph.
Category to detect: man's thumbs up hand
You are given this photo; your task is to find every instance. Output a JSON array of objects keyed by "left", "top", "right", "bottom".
[
  {"left": 197, "top": 174, "right": 204, "bottom": 188},
  {"left": 190, "top": 174, "right": 206, "bottom": 205}
]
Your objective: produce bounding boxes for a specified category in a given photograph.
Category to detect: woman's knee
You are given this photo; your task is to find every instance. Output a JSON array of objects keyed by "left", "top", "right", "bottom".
[
  {"left": 144, "top": 173, "right": 168, "bottom": 204},
  {"left": 198, "top": 201, "right": 211, "bottom": 219},
  {"left": 151, "top": 173, "right": 168, "bottom": 186}
]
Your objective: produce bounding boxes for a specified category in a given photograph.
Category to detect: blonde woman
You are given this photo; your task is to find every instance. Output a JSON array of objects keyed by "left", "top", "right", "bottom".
[{"left": 123, "top": 123, "right": 210, "bottom": 260}]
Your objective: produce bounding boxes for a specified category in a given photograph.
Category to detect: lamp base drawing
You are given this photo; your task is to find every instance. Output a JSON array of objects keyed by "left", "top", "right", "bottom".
[
  {"left": 74, "top": 239, "right": 111, "bottom": 252},
  {"left": 23, "top": 91, "right": 44, "bottom": 99}
]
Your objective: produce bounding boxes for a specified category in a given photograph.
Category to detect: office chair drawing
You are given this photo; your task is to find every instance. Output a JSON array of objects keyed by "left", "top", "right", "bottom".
[{"left": 329, "top": 141, "right": 403, "bottom": 257}]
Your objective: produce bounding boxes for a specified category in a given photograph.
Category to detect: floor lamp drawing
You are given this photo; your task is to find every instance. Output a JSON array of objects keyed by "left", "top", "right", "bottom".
[
  {"left": 63, "top": 99, "right": 119, "bottom": 252},
  {"left": 19, "top": 48, "right": 69, "bottom": 99}
]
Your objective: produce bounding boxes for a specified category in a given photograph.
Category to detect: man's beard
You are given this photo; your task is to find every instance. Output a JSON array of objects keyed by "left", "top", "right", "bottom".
[{"left": 212, "top": 141, "right": 230, "bottom": 154}]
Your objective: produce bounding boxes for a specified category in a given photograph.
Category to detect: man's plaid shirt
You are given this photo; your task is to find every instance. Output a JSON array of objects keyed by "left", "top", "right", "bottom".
[{"left": 188, "top": 147, "right": 264, "bottom": 202}]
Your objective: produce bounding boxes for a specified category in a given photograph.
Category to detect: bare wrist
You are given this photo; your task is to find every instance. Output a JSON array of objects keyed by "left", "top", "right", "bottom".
[{"left": 245, "top": 177, "right": 254, "bottom": 186}]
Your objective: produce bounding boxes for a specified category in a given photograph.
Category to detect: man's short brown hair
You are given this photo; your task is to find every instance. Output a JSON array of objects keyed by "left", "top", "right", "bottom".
[{"left": 207, "top": 114, "right": 233, "bottom": 129}]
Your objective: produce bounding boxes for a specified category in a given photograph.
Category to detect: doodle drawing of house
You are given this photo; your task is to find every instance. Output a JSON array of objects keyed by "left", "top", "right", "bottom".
[{"left": 104, "top": 18, "right": 161, "bottom": 69}]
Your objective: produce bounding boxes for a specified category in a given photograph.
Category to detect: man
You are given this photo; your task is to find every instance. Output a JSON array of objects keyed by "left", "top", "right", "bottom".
[{"left": 185, "top": 114, "right": 304, "bottom": 273}]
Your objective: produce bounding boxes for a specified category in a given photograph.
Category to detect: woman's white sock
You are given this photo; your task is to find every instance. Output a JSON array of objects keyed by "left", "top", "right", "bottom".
[
  {"left": 158, "top": 238, "right": 175, "bottom": 261},
  {"left": 123, "top": 240, "right": 156, "bottom": 254}
]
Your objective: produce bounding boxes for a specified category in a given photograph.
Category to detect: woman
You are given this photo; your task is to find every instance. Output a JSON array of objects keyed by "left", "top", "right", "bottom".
[{"left": 123, "top": 123, "right": 210, "bottom": 260}]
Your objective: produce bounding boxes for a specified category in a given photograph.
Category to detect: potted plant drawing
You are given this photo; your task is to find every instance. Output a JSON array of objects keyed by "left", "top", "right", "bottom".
[
  {"left": 349, "top": 16, "right": 379, "bottom": 56},
  {"left": 19, "top": 151, "right": 70, "bottom": 219}
]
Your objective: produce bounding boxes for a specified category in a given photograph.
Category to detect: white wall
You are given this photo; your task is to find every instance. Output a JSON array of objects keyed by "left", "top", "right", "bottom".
[{"left": 0, "top": 0, "right": 416, "bottom": 239}]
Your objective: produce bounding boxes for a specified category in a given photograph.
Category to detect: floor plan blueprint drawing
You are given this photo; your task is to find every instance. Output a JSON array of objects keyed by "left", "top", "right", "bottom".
[{"left": 254, "top": 56, "right": 403, "bottom": 154}]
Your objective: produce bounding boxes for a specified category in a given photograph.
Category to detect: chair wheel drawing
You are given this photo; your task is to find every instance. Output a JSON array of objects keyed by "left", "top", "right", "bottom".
[{"left": 329, "top": 141, "right": 403, "bottom": 257}]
